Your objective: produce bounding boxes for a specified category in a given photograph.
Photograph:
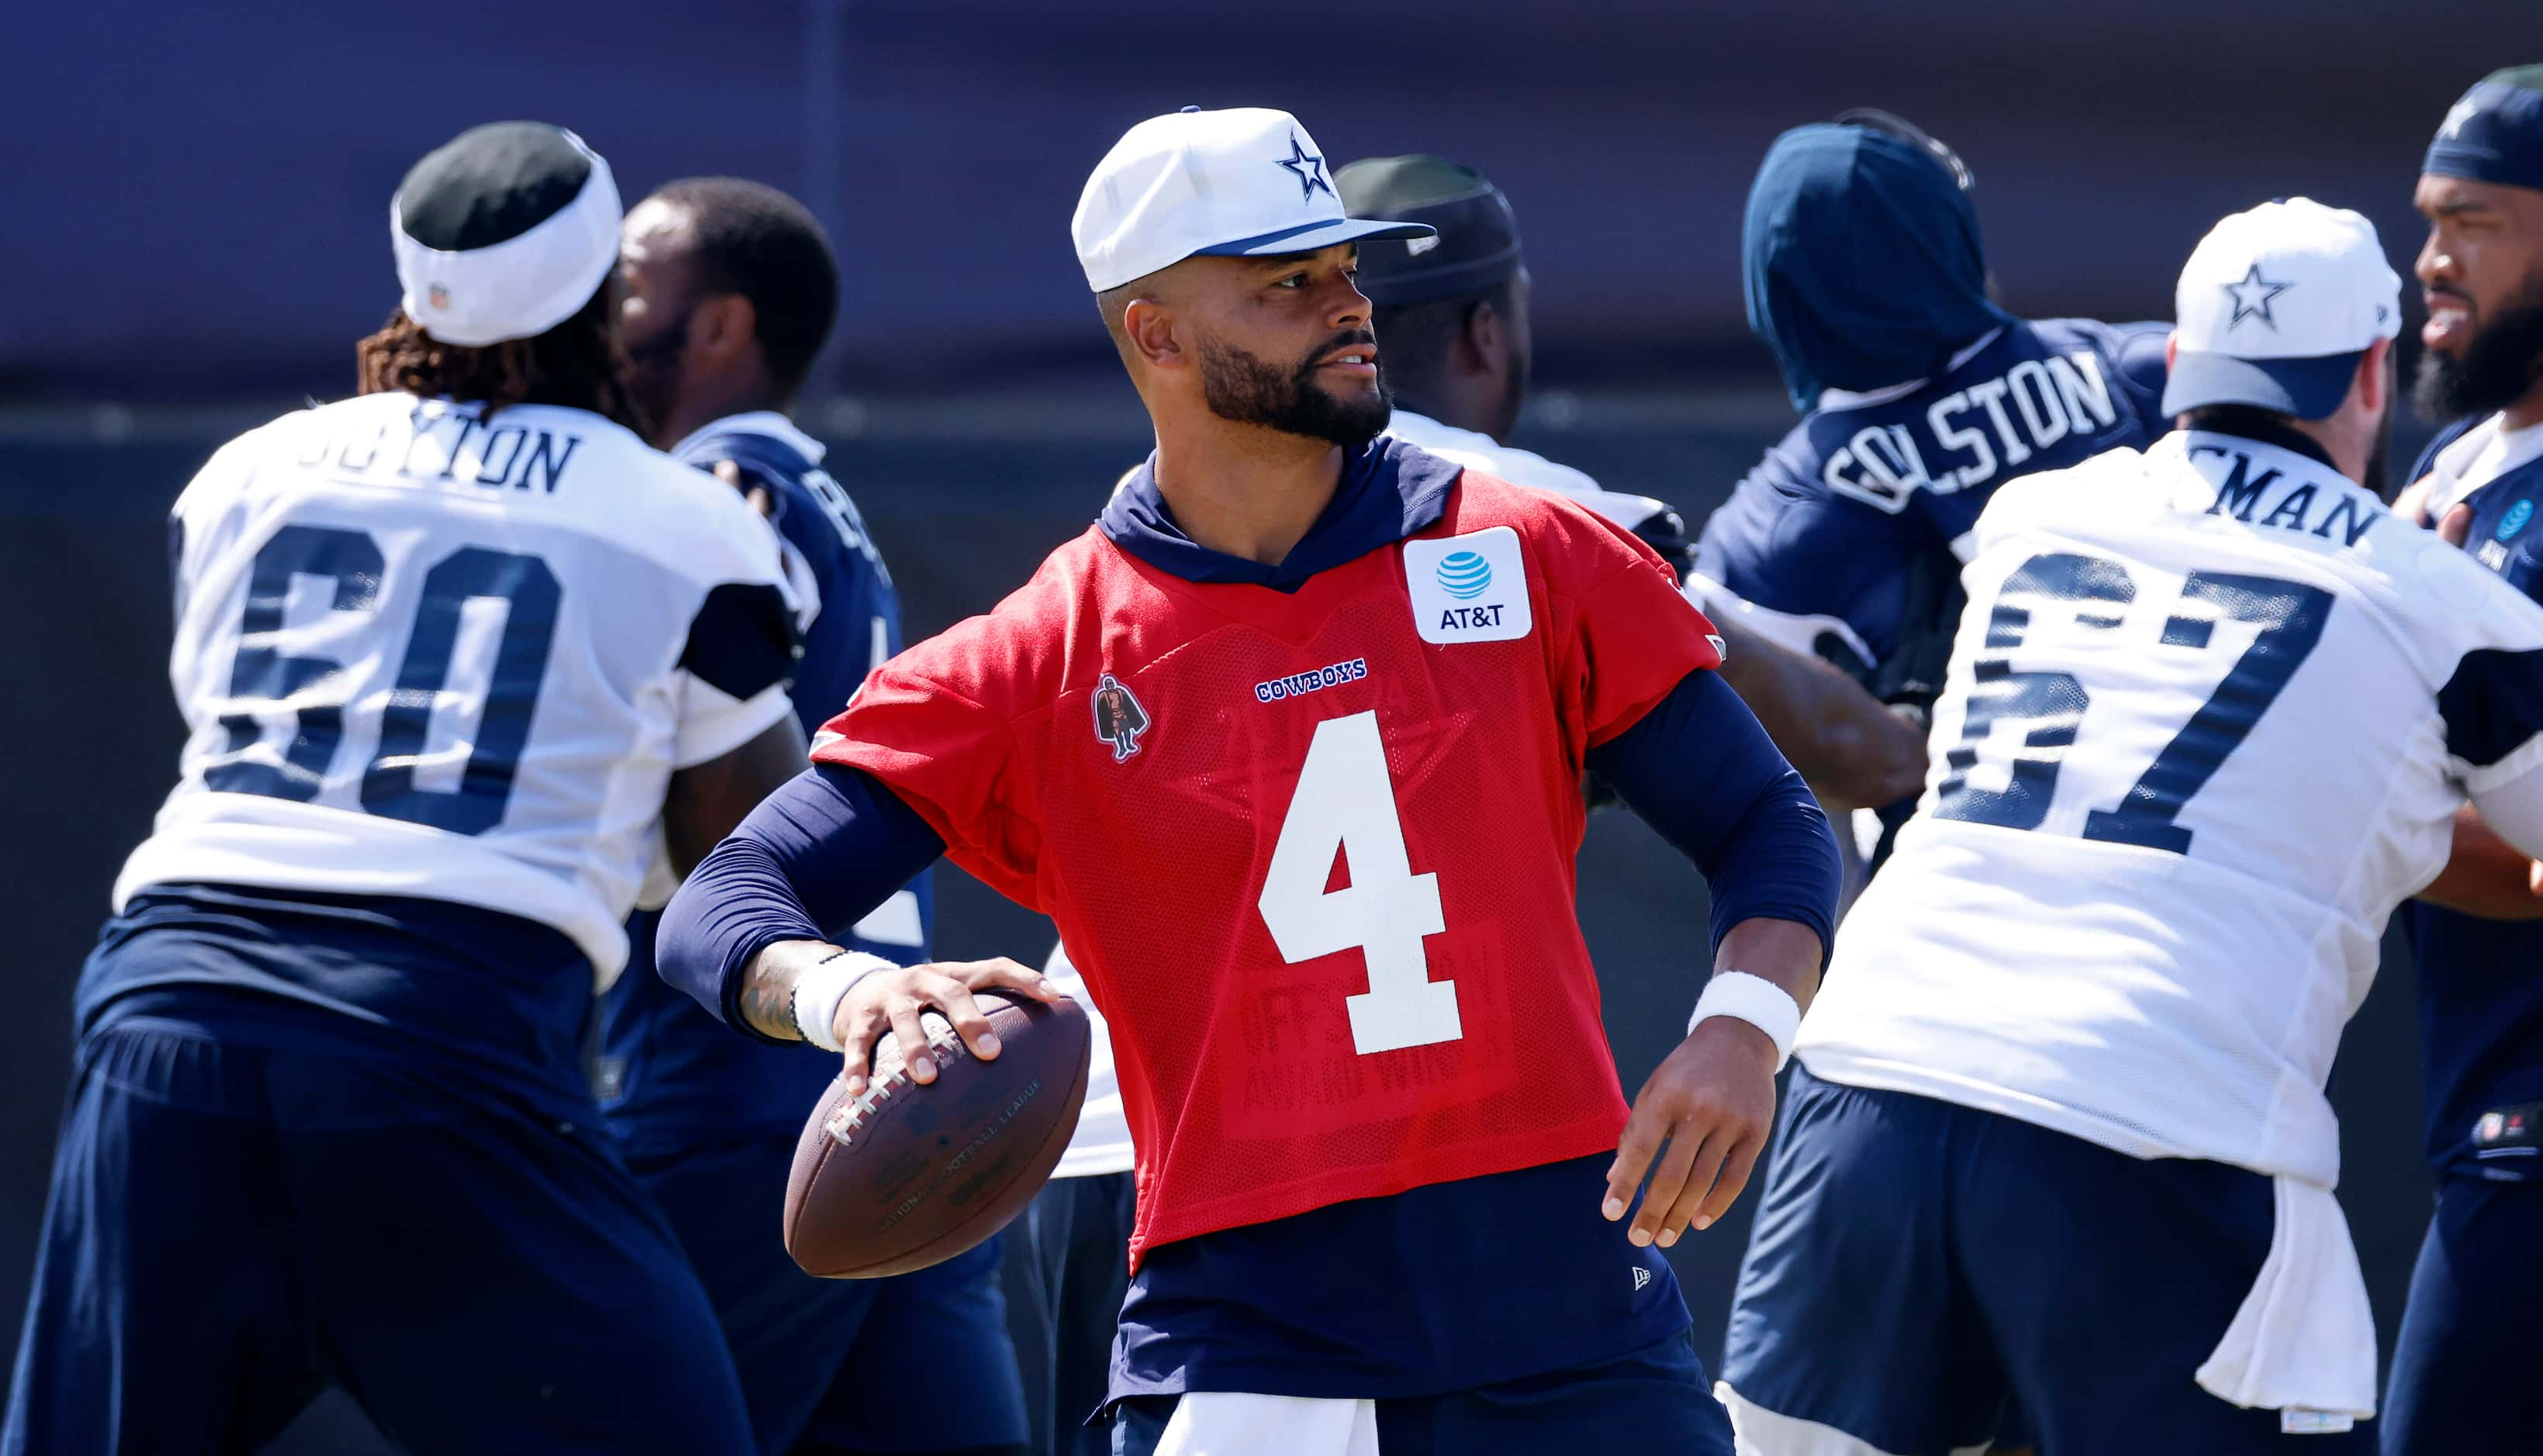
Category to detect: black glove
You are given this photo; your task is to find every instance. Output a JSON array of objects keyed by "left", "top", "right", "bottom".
[{"left": 1857, "top": 540, "right": 1964, "bottom": 875}]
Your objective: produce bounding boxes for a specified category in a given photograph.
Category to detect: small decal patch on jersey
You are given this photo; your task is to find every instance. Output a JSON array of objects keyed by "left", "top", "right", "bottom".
[
  {"left": 1091, "top": 672, "right": 1151, "bottom": 761},
  {"left": 2498, "top": 498, "right": 2533, "bottom": 543},
  {"left": 1403, "top": 526, "right": 1532, "bottom": 645}
]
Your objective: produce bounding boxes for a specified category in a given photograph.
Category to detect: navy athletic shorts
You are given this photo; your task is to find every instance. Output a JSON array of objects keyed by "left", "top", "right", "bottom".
[
  {"left": 627, "top": 1130, "right": 1028, "bottom": 1454},
  {"left": 2, "top": 986, "right": 751, "bottom": 1455},
  {"left": 1000, "top": 1171, "right": 1137, "bottom": 1456},
  {"left": 2382, "top": 1177, "right": 2543, "bottom": 1455},
  {"left": 1719, "top": 1064, "right": 2374, "bottom": 1455}
]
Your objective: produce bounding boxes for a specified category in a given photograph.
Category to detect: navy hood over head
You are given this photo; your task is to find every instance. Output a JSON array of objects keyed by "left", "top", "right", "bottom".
[{"left": 1743, "top": 122, "right": 2016, "bottom": 414}]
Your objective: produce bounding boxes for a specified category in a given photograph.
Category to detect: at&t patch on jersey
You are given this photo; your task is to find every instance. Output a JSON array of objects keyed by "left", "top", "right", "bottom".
[{"left": 1403, "top": 526, "right": 1532, "bottom": 645}]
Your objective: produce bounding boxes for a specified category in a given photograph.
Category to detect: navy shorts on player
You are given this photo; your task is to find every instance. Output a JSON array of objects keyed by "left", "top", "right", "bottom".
[
  {"left": 1719, "top": 1065, "right": 2374, "bottom": 1456},
  {"left": 2, "top": 987, "right": 751, "bottom": 1456},
  {"left": 2382, "top": 1178, "right": 2543, "bottom": 1455},
  {"left": 627, "top": 1130, "right": 1028, "bottom": 1454},
  {"left": 1000, "top": 1171, "right": 1138, "bottom": 1456},
  {"left": 1107, "top": 1330, "right": 1722, "bottom": 1455}
]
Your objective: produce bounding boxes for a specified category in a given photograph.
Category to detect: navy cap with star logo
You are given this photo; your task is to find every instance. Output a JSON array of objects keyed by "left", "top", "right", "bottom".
[{"left": 1070, "top": 108, "right": 1434, "bottom": 292}]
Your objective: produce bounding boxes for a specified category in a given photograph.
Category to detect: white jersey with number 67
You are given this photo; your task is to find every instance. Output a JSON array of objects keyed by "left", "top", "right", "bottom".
[{"left": 1798, "top": 428, "right": 2543, "bottom": 1186}]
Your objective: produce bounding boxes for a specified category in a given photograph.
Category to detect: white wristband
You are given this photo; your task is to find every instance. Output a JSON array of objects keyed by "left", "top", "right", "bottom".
[
  {"left": 1688, "top": 971, "right": 1802, "bottom": 1071},
  {"left": 792, "top": 951, "right": 897, "bottom": 1052}
]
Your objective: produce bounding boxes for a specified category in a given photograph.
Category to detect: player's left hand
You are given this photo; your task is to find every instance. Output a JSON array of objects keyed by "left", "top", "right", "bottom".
[
  {"left": 1603, "top": 1016, "right": 1779, "bottom": 1248},
  {"left": 713, "top": 458, "right": 776, "bottom": 518}
]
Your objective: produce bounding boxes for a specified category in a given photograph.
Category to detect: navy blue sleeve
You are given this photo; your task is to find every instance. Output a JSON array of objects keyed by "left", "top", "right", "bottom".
[
  {"left": 2439, "top": 646, "right": 2543, "bottom": 771},
  {"left": 656, "top": 762, "right": 946, "bottom": 1041},
  {"left": 748, "top": 465, "right": 895, "bottom": 733},
  {"left": 682, "top": 581, "right": 799, "bottom": 702},
  {"left": 2109, "top": 320, "right": 2174, "bottom": 436},
  {"left": 1584, "top": 670, "right": 1842, "bottom": 963},
  {"left": 1693, "top": 439, "right": 1919, "bottom": 667}
]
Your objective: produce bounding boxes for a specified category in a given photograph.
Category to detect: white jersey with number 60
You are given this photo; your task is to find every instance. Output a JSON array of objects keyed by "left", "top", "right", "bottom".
[
  {"left": 115, "top": 392, "right": 795, "bottom": 983},
  {"left": 1799, "top": 429, "right": 2543, "bottom": 1186}
]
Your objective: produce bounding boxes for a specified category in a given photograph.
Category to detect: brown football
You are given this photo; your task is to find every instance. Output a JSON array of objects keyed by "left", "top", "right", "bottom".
[{"left": 784, "top": 991, "right": 1090, "bottom": 1278}]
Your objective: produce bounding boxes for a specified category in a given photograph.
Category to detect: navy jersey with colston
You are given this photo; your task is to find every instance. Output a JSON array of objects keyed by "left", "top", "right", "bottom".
[
  {"left": 1693, "top": 319, "right": 2170, "bottom": 670},
  {"left": 598, "top": 412, "right": 932, "bottom": 1151},
  {"left": 2403, "top": 415, "right": 2543, "bottom": 1179}
]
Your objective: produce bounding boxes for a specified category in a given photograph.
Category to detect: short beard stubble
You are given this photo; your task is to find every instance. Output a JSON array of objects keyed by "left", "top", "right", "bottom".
[{"left": 1197, "top": 330, "right": 1392, "bottom": 449}]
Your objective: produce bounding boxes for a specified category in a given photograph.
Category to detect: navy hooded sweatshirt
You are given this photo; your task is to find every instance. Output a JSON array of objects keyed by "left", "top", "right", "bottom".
[{"left": 1694, "top": 123, "right": 2171, "bottom": 681}]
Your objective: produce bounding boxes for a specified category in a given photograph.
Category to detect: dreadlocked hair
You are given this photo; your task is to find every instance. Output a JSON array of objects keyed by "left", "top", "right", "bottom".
[{"left": 354, "top": 281, "right": 649, "bottom": 433}]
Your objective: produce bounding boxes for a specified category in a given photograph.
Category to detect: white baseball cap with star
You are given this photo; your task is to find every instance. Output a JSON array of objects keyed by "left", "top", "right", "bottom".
[
  {"left": 2163, "top": 197, "right": 2401, "bottom": 420},
  {"left": 1071, "top": 106, "right": 1436, "bottom": 293}
]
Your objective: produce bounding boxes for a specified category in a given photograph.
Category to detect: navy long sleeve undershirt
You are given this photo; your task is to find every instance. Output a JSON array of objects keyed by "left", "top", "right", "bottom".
[
  {"left": 655, "top": 668, "right": 1841, "bottom": 1033},
  {"left": 1583, "top": 668, "right": 1841, "bottom": 964},
  {"left": 657, "top": 762, "right": 945, "bottom": 1042}
]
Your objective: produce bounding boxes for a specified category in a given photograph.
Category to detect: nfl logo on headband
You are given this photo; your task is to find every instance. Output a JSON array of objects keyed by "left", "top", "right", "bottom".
[{"left": 391, "top": 122, "right": 623, "bottom": 348}]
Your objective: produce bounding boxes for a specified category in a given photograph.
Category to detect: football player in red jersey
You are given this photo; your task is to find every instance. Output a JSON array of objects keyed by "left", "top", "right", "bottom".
[{"left": 658, "top": 106, "right": 1840, "bottom": 1453}]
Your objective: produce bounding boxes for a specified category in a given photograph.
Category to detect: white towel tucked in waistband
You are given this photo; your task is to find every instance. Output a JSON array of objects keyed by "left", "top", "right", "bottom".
[
  {"left": 1153, "top": 1392, "right": 1380, "bottom": 1455},
  {"left": 2195, "top": 1175, "right": 2377, "bottom": 1423}
]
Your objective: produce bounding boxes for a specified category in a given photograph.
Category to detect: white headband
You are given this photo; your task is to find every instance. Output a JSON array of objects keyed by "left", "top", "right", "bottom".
[{"left": 391, "top": 133, "right": 622, "bottom": 348}]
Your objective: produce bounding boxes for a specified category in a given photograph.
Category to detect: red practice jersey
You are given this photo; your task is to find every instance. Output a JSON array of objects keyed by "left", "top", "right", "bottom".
[{"left": 814, "top": 462, "right": 1722, "bottom": 1267}]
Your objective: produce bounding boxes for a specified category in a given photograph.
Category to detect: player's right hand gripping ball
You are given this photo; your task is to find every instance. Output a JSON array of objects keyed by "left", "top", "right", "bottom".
[{"left": 784, "top": 991, "right": 1090, "bottom": 1278}]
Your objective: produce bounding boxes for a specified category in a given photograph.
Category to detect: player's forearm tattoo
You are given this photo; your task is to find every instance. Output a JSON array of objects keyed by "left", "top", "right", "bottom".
[{"left": 739, "top": 955, "right": 806, "bottom": 1043}]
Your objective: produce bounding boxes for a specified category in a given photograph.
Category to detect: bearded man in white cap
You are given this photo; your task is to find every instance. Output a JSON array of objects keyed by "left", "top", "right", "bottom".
[
  {"left": 656, "top": 105, "right": 1844, "bottom": 1454},
  {"left": 1717, "top": 198, "right": 2543, "bottom": 1455},
  {"left": 3, "top": 121, "right": 805, "bottom": 1453}
]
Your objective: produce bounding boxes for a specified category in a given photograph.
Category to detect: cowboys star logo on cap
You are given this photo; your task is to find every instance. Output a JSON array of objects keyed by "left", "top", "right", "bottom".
[
  {"left": 1069, "top": 107, "right": 1435, "bottom": 293},
  {"left": 2221, "top": 264, "right": 2292, "bottom": 329},
  {"left": 1274, "top": 133, "right": 1333, "bottom": 205},
  {"left": 1091, "top": 672, "right": 1152, "bottom": 762},
  {"left": 2161, "top": 198, "right": 2400, "bottom": 422}
]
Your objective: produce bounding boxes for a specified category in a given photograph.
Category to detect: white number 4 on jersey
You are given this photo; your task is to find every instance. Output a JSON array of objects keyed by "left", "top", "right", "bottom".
[{"left": 1256, "top": 711, "right": 1461, "bottom": 1055}]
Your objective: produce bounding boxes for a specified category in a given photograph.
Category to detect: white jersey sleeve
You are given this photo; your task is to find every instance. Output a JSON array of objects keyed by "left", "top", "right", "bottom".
[
  {"left": 1380, "top": 409, "right": 1677, "bottom": 537},
  {"left": 119, "top": 392, "right": 796, "bottom": 984},
  {"left": 1795, "top": 430, "right": 2543, "bottom": 1189}
]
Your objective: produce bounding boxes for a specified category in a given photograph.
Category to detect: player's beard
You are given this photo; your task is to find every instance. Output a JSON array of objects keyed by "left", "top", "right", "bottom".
[
  {"left": 622, "top": 313, "right": 689, "bottom": 446},
  {"left": 1196, "top": 329, "right": 1392, "bottom": 448},
  {"left": 2415, "top": 263, "right": 2543, "bottom": 422}
]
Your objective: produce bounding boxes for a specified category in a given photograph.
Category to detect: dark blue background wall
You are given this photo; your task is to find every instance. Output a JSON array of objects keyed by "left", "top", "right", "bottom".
[{"left": 2, "top": 1, "right": 2531, "bottom": 399}]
